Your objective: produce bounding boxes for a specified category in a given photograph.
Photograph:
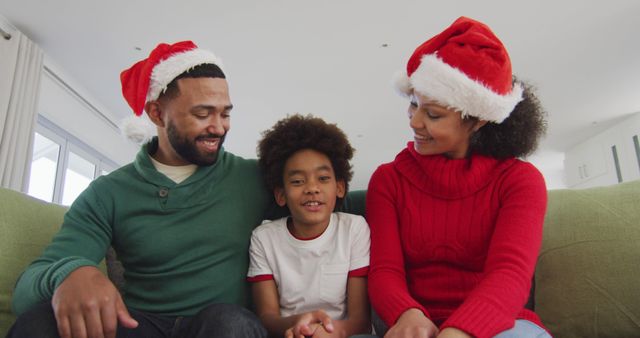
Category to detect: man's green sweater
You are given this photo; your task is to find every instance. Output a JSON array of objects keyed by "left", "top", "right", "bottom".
[{"left": 12, "top": 140, "right": 272, "bottom": 316}]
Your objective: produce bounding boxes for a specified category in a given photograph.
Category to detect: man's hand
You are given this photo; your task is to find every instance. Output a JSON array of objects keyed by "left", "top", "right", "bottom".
[
  {"left": 51, "top": 266, "right": 138, "bottom": 338},
  {"left": 384, "top": 308, "right": 439, "bottom": 338},
  {"left": 284, "top": 310, "right": 334, "bottom": 338}
]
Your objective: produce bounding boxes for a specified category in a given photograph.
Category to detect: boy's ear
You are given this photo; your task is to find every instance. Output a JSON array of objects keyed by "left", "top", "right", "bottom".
[
  {"left": 274, "top": 187, "right": 287, "bottom": 207},
  {"left": 336, "top": 180, "right": 346, "bottom": 198}
]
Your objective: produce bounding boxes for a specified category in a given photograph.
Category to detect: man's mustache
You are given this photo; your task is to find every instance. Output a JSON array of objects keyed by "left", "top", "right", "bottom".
[{"left": 196, "top": 133, "right": 225, "bottom": 140}]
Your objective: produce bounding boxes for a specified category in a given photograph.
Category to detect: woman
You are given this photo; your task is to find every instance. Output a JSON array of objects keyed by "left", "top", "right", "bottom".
[{"left": 366, "top": 17, "right": 550, "bottom": 338}]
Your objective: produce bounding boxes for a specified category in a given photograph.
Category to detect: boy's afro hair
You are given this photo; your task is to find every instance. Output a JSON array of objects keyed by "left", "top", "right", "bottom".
[{"left": 258, "top": 114, "right": 354, "bottom": 194}]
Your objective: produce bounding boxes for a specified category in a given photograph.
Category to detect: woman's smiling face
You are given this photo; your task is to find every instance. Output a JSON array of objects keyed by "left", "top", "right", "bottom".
[{"left": 407, "top": 92, "right": 485, "bottom": 158}]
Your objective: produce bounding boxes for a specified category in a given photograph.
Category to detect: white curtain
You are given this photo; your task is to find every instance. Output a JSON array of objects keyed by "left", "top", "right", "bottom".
[{"left": 0, "top": 25, "right": 44, "bottom": 191}]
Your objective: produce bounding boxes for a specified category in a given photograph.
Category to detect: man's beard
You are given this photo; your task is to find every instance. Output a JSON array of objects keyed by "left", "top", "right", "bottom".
[{"left": 166, "top": 120, "right": 226, "bottom": 166}]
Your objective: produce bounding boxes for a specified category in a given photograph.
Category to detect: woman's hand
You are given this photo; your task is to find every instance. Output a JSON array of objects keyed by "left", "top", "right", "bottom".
[
  {"left": 437, "top": 327, "right": 472, "bottom": 338},
  {"left": 384, "top": 308, "right": 439, "bottom": 338}
]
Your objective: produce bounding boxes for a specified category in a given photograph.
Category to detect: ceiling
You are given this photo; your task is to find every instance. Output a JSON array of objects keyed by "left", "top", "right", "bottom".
[{"left": 2, "top": 0, "right": 640, "bottom": 189}]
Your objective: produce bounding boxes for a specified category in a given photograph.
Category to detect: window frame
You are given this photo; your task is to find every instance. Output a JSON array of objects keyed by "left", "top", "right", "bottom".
[{"left": 28, "top": 116, "right": 119, "bottom": 205}]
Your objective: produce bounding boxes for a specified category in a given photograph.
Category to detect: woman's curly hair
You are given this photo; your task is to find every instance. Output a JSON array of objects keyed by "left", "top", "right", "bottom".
[
  {"left": 258, "top": 114, "right": 354, "bottom": 207},
  {"left": 468, "top": 79, "right": 548, "bottom": 159}
]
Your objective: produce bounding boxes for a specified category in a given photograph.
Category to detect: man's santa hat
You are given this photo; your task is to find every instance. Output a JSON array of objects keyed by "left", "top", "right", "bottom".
[
  {"left": 393, "top": 16, "right": 522, "bottom": 123},
  {"left": 119, "top": 40, "right": 224, "bottom": 143}
]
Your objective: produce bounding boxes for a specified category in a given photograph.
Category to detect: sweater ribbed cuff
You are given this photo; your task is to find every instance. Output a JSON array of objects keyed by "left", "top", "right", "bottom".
[
  {"left": 440, "top": 298, "right": 512, "bottom": 338},
  {"left": 376, "top": 294, "right": 430, "bottom": 326},
  {"left": 49, "top": 257, "right": 99, "bottom": 290}
]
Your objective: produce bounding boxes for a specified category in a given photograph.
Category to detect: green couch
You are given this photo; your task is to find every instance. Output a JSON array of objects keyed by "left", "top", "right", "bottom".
[{"left": 1, "top": 181, "right": 639, "bottom": 337}]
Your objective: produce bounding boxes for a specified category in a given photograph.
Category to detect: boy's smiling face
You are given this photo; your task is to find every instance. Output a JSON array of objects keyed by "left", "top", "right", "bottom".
[{"left": 275, "top": 149, "right": 345, "bottom": 237}]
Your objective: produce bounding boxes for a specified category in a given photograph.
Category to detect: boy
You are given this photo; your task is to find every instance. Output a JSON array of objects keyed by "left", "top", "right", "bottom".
[{"left": 249, "top": 114, "right": 371, "bottom": 338}]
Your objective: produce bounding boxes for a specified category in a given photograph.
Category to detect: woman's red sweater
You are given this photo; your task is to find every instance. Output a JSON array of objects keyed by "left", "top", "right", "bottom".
[{"left": 367, "top": 143, "right": 547, "bottom": 338}]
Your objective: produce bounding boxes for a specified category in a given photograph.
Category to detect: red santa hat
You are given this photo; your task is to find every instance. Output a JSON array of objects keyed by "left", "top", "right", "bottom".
[
  {"left": 119, "top": 40, "right": 224, "bottom": 143},
  {"left": 393, "top": 16, "right": 523, "bottom": 123}
]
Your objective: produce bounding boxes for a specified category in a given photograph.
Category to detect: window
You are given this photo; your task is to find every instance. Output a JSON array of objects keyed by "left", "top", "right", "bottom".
[
  {"left": 26, "top": 116, "right": 117, "bottom": 205},
  {"left": 61, "top": 149, "right": 97, "bottom": 205},
  {"left": 27, "top": 132, "right": 61, "bottom": 202}
]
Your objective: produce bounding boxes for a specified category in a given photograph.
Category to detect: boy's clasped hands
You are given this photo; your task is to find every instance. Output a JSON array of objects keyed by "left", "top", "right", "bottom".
[{"left": 284, "top": 310, "right": 340, "bottom": 338}]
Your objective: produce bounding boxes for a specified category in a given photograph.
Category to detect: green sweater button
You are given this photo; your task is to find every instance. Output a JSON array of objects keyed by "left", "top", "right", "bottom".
[{"left": 158, "top": 188, "right": 169, "bottom": 197}]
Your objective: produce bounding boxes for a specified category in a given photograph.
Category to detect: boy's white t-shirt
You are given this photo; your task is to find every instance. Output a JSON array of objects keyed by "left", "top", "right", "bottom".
[{"left": 247, "top": 212, "right": 370, "bottom": 319}]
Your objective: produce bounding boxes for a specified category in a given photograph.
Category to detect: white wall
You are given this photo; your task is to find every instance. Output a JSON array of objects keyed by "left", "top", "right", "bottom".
[
  {"left": 38, "top": 57, "right": 137, "bottom": 166},
  {"left": 527, "top": 150, "right": 567, "bottom": 190},
  {"left": 563, "top": 111, "right": 640, "bottom": 189}
]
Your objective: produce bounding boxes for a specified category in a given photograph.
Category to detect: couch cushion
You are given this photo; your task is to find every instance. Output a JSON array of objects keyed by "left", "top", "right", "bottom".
[
  {"left": 536, "top": 180, "right": 640, "bottom": 337},
  {"left": 0, "top": 187, "right": 68, "bottom": 337}
]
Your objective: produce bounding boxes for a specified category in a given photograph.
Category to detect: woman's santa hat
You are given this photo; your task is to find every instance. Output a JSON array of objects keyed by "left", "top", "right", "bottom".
[
  {"left": 119, "top": 40, "right": 224, "bottom": 143},
  {"left": 393, "top": 16, "right": 522, "bottom": 123}
]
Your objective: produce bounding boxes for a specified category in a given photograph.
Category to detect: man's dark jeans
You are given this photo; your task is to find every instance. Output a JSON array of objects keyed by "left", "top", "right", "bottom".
[{"left": 7, "top": 302, "right": 268, "bottom": 338}]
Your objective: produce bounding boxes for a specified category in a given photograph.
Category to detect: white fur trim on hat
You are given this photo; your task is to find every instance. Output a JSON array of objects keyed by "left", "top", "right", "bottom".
[
  {"left": 408, "top": 54, "right": 523, "bottom": 123},
  {"left": 120, "top": 114, "right": 157, "bottom": 144},
  {"left": 146, "top": 49, "right": 224, "bottom": 102},
  {"left": 392, "top": 70, "right": 412, "bottom": 97}
]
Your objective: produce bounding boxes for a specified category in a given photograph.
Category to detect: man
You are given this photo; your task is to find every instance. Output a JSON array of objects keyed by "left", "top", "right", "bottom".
[{"left": 8, "top": 41, "right": 271, "bottom": 338}]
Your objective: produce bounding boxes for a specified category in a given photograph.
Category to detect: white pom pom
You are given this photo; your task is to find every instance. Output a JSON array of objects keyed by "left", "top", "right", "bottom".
[
  {"left": 120, "top": 115, "right": 157, "bottom": 145},
  {"left": 392, "top": 70, "right": 412, "bottom": 97}
]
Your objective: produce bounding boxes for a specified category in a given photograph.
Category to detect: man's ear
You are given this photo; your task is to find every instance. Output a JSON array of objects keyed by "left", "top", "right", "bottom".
[
  {"left": 145, "top": 101, "right": 165, "bottom": 128},
  {"left": 274, "top": 187, "right": 287, "bottom": 207},
  {"left": 336, "top": 180, "right": 346, "bottom": 199}
]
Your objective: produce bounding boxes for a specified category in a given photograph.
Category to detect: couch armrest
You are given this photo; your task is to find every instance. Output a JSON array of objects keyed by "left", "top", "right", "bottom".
[
  {"left": 0, "top": 187, "right": 108, "bottom": 337},
  {"left": 535, "top": 180, "right": 640, "bottom": 337}
]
